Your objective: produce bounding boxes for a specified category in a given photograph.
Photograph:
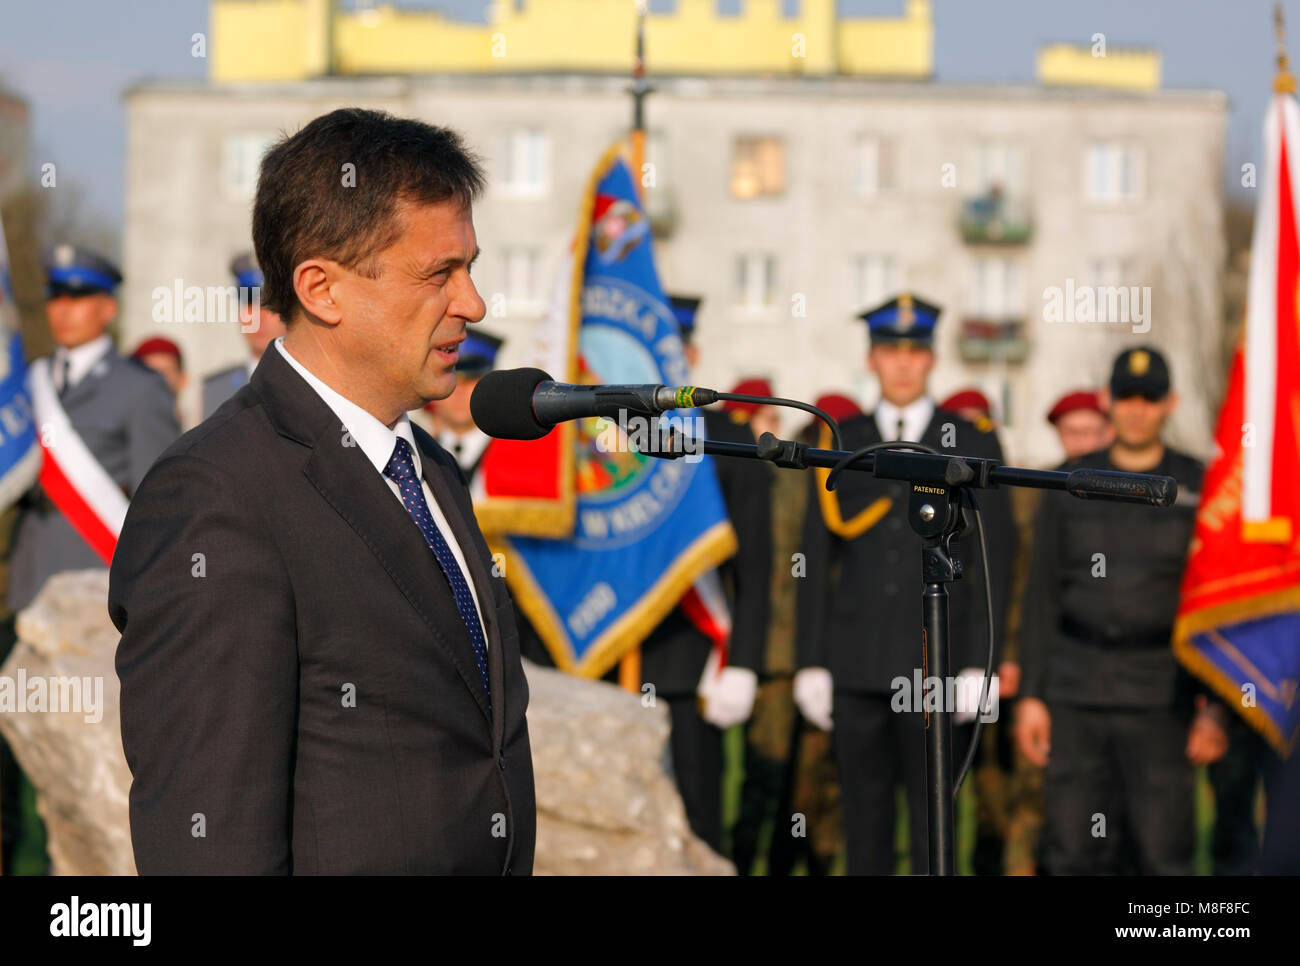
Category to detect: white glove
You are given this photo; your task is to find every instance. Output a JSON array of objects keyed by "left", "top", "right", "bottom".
[
  {"left": 701, "top": 666, "right": 758, "bottom": 729},
  {"left": 953, "top": 667, "right": 999, "bottom": 725},
  {"left": 794, "top": 667, "right": 833, "bottom": 731}
]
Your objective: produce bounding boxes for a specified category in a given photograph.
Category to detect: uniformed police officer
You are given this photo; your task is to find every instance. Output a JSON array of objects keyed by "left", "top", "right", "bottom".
[
  {"left": 424, "top": 329, "right": 504, "bottom": 486},
  {"left": 1016, "top": 346, "right": 1228, "bottom": 875},
  {"left": 7, "top": 245, "right": 180, "bottom": 616},
  {"left": 201, "top": 252, "right": 286, "bottom": 419},
  {"left": 794, "top": 293, "right": 1014, "bottom": 875}
]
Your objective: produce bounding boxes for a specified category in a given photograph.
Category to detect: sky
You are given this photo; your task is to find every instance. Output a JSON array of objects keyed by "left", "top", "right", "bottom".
[{"left": 0, "top": 0, "right": 1289, "bottom": 242}]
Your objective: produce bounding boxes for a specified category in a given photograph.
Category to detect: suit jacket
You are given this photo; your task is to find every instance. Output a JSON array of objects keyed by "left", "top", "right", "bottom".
[
  {"left": 110, "top": 344, "right": 536, "bottom": 874},
  {"left": 796, "top": 406, "right": 1014, "bottom": 694},
  {"left": 7, "top": 347, "right": 178, "bottom": 613},
  {"left": 640, "top": 407, "right": 773, "bottom": 695},
  {"left": 201, "top": 363, "right": 249, "bottom": 421}
]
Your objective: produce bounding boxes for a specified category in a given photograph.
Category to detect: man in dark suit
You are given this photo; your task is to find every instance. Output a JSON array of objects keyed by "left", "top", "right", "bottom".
[
  {"left": 110, "top": 108, "right": 535, "bottom": 875},
  {"left": 794, "top": 294, "right": 1014, "bottom": 875}
]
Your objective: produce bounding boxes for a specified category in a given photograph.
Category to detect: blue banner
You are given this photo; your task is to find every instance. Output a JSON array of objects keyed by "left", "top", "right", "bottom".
[
  {"left": 495, "top": 147, "right": 736, "bottom": 678},
  {"left": 0, "top": 216, "right": 40, "bottom": 509}
]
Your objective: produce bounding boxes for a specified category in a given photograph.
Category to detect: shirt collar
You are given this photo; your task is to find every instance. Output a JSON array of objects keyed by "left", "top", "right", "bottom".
[
  {"left": 875, "top": 395, "right": 934, "bottom": 441},
  {"left": 54, "top": 334, "right": 113, "bottom": 388},
  {"left": 437, "top": 426, "right": 489, "bottom": 467},
  {"left": 274, "top": 337, "right": 420, "bottom": 477}
]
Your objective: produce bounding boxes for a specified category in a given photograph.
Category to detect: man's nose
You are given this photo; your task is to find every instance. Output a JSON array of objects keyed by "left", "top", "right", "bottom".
[{"left": 456, "top": 276, "right": 487, "bottom": 324}]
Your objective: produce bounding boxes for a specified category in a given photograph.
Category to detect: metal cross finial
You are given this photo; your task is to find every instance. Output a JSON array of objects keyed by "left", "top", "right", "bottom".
[{"left": 1277, "top": 3, "right": 1297, "bottom": 93}]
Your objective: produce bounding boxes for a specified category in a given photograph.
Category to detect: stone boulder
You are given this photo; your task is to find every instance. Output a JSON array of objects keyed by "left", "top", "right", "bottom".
[{"left": 0, "top": 570, "right": 731, "bottom": 875}]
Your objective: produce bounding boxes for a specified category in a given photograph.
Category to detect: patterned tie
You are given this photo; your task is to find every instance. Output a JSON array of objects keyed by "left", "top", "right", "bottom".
[{"left": 383, "top": 437, "right": 490, "bottom": 704}]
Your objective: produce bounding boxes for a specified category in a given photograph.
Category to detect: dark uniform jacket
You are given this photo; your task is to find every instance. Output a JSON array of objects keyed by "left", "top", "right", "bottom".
[
  {"left": 110, "top": 344, "right": 535, "bottom": 874},
  {"left": 202, "top": 363, "right": 249, "bottom": 421},
  {"left": 796, "top": 406, "right": 1014, "bottom": 694},
  {"left": 639, "top": 407, "right": 773, "bottom": 694},
  {"left": 1018, "top": 446, "right": 1203, "bottom": 711}
]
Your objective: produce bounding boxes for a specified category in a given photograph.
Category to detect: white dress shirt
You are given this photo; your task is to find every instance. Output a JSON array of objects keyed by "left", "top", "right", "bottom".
[
  {"left": 53, "top": 333, "right": 113, "bottom": 393},
  {"left": 436, "top": 426, "right": 491, "bottom": 477},
  {"left": 274, "top": 338, "right": 488, "bottom": 644},
  {"left": 875, "top": 395, "right": 935, "bottom": 443}
]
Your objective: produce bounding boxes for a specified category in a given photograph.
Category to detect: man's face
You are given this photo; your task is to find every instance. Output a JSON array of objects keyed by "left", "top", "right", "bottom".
[
  {"left": 749, "top": 404, "right": 781, "bottom": 441},
  {"left": 46, "top": 293, "right": 115, "bottom": 348},
  {"left": 137, "top": 352, "right": 187, "bottom": 396},
  {"left": 1054, "top": 408, "right": 1111, "bottom": 461},
  {"left": 868, "top": 343, "right": 934, "bottom": 406},
  {"left": 241, "top": 304, "right": 286, "bottom": 358},
  {"left": 1109, "top": 393, "right": 1174, "bottom": 449},
  {"left": 332, "top": 200, "right": 485, "bottom": 413}
]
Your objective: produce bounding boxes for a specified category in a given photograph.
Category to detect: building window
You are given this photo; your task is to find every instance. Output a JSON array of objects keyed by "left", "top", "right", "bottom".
[
  {"left": 1085, "top": 141, "right": 1144, "bottom": 203},
  {"left": 502, "top": 247, "right": 544, "bottom": 313},
  {"left": 730, "top": 136, "right": 785, "bottom": 199},
  {"left": 853, "top": 254, "right": 900, "bottom": 309},
  {"left": 734, "top": 252, "right": 778, "bottom": 310},
  {"left": 853, "top": 135, "right": 896, "bottom": 197},
  {"left": 973, "top": 140, "right": 1024, "bottom": 194},
  {"left": 499, "top": 129, "right": 550, "bottom": 198},
  {"left": 1088, "top": 256, "right": 1136, "bottom": 288},
  {"left": 221, "top": 132, "right": 276, "bottom": 201},
  {"left": 970, "top": 256, "right": 1024, "bottom": 319}
]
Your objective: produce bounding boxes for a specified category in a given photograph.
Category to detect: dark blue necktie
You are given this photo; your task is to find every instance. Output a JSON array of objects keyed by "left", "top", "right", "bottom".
[{"left": 383, "top": 437, "right": 490, "bottom": 705}]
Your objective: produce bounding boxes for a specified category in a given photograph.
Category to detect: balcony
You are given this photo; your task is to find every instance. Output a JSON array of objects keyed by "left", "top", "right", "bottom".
[
  {"left": 959, "top": 190, "right": 1032, "bottom": 245},
  {"left": 957, "top": 316, "right": 1029, "bottom": 363}
]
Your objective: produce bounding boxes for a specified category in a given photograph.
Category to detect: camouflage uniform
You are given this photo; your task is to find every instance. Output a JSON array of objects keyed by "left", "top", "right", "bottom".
[
  {"left": 972, "top": 485, "right": 1044, "bottom": 875},
  {"left": 733, "top": 465, "right": 843, "bottom": 874}
]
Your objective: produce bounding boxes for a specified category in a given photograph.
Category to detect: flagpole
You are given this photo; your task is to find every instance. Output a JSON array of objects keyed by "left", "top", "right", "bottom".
[
  {"left": 1278, "top": 2, "right": 1296, "bottom": 93},
  {"left": 618, "top": 0, "right": 654, "bottom": 694},
  {"left": 627, "top": 0, "right": 653, "bottom": 204}
]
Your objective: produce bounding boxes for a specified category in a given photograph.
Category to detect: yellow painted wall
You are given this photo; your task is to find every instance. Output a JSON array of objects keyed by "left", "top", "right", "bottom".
[
  {"left": 210, "top": 0, "right": 933, "bottom": 82},
  {"left": 1037, "top": 43, "right": 1161, "bottom": 91},
  {"left": 211, "top": 0, "right": 331, "bottom": 83}
]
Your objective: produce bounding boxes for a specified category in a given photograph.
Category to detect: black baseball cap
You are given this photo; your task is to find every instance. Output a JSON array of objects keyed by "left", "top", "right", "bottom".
[{"left": 1109, "top": 347, "right": 1171, "bottom": 400}]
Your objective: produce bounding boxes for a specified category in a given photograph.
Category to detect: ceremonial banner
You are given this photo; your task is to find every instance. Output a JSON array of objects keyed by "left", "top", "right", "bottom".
[
  {"left": 1173, "top": 84, "right": 1300, "bottom": 755},
  {"left": 0, "top": 216, "right": 41, "bottom": 511},
  {"left": 480, "top": 141, "right": 737, "bottom": 678}
]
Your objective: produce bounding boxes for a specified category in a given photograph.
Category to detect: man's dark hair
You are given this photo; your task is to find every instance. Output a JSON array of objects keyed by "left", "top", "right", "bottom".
[{"left": 252, "top": 108, "right": 486, "bottom": 321}]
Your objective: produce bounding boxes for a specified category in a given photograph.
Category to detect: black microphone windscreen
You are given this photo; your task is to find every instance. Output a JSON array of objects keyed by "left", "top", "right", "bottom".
[{"left": 470, "top": 367, "right": 554, "bottom": 440}]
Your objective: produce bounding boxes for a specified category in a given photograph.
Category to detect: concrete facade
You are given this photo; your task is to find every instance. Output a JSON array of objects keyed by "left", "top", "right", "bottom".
[{"left": 122, "top": 73, "right": 1225, "bottom": 465}]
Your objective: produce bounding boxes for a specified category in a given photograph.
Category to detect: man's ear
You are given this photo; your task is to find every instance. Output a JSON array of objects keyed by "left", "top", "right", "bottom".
[
  {"left": 1097, "top": 386, "right": 1111, "bottom": 412},
  {"left": 866, "top": 347, "right": 878, "bottom": 375},
  {"left": 293, "top": 258, "right": 344, "bottom": 325},
  {"left": 1164, "top": 390, "right": 1179, "bottom": 417},
  {"left": 98, "top": 295, "right": 119, "bottom": 326}
]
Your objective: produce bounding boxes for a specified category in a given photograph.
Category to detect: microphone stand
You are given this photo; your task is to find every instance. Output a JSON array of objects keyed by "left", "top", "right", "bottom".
[{"left": 642, "top": 426, "right": 1177, "bottom": 876}]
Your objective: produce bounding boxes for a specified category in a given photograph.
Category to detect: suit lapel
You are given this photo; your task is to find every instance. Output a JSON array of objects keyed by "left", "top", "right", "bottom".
[{"left": 254, "top": 346, "right": 493, "bottom": 724}]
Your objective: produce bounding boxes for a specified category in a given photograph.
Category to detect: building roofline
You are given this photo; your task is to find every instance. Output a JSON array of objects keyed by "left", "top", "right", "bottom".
[{"left": 123, "top": 72, "right": 1227, "bottom": 109}]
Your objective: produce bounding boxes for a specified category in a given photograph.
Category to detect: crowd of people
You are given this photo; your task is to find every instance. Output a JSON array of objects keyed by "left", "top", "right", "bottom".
[{"left": 0, "top": 234, "right": 1284, "bottom": 875}]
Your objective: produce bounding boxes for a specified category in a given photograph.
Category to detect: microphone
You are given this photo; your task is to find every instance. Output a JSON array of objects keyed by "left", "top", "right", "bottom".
[{"left": 470, "top": 367, "right": 718, "bottom": 440}]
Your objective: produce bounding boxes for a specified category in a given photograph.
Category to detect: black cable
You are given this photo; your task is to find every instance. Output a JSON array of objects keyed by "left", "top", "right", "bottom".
[
  {"left": 712, "top": 392, "right": 843, "bottom": 451},
  {"left": 824, "top": 439, "right": 941, "bottom": 492},
  {"left": 953, "top": 489, "right": 996, "bottom": 800}
]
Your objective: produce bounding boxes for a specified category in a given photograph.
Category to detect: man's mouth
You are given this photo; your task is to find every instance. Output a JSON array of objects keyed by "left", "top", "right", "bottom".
[{"left": 433, "top": 336, "right": 465, "bottom": 363}]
